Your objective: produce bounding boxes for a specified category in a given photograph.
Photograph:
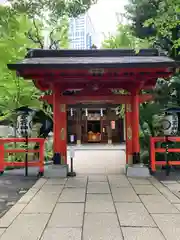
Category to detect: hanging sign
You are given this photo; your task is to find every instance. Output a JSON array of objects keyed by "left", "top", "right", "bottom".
[{"left": 111, "top": 121, "right": 116, "bottom": 129}]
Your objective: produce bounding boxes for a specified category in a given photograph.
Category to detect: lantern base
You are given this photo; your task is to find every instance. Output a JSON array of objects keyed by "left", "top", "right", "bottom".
[
  {"left": 44, "top": 164, "right": 68, "bottom": 178},
  {"left": 126, "top": 164, "right": 150, "bottom": 178}
]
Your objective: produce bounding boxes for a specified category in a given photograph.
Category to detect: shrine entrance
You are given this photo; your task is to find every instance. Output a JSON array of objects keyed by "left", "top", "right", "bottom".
[{"left": 8, "top": 48, "right": 177, "bottom": 176}]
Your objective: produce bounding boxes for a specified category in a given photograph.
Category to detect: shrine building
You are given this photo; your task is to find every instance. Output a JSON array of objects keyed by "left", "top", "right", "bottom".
[{"left": 7, "top": 48, "right": 178, "bottom": 169}]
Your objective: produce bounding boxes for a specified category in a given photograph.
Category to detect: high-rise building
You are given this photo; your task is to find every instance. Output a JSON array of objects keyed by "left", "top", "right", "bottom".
[{"left": 69, "top": 13, "right": 95, "bottom": 49}]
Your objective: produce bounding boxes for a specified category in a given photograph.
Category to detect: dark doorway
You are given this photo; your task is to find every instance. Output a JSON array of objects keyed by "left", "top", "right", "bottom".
[{"left": 87, "top": 121, "right": 101, "bottom": 133}]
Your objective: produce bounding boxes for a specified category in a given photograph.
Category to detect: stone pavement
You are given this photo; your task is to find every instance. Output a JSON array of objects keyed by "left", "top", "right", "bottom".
[
  {"left": 1, "top": 148, "right": 180, "bottom": 240},
  {"left": 0, "top": 175, "right": 180, "bottom": 239}
]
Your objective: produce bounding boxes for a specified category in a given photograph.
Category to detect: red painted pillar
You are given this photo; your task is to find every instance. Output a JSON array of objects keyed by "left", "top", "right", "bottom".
[
  {"left": 131, "top": 91, "right": 140, "bottom": 164},
  {"left": 53, "top": 88, "right": 67, "bottom": 164},
  {"left": 125, "top": 104, "right": 133, "bottom": 165}
]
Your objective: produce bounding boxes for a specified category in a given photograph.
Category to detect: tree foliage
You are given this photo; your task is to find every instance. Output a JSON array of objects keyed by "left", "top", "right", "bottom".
[
  {"left": 144, "top": 0, "right": 180, "bottom": 58},
  {"left": 0, "top": 9, "right": 41, "bottom": 119},
  {"left": 8, "top": 0, "right": 97, "bottom": 19},
  {"left": 102, "top": 24, "right": 150, "bottom": 49},
  {"left": 125, "top": 0, "right": 180, "bottom": 58},
  {"left": 0, "top": 0, "right": 96, "bottom": 121},
  {"left": 125, "top": 0, "right": 158, "bottom": 39}
]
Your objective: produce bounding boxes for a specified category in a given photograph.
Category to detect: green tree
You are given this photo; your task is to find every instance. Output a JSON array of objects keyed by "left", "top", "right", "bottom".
[
  {"left": 8, "top": 0, "right": 97, "bottom": 19},
  {"left": 125, "top": 0, "right": 158, "bottom": 39},
  {"left": 125, "top": 0, "right": 180, "bottom": 58},
  {"left": 125, "top": 0, "right": 180, "bottom": 166},
  {"left": 102, "top": 24, "right": 150, "bottom": 49},
  {"left": 8, "top": 0, "right": 97, "bottom": 49},
  {"left": 0, "top": 8, "right": 41, "bottom": 121},
  {"left": 144, "top": 0, "right": 180, "bottom": 58}
]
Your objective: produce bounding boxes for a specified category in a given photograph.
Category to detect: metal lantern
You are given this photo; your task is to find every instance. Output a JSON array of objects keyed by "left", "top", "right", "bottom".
[
  {"left": 15, "top": 108, "right": 36, "bottom": 136},
  {"left": 161, "top": 108, "right": 180, "bottom": 136},
  {"left": 160, "top": 107, "right": 180, "bottom": 176},
  {"left": 15, "top": 106, "right": 36, "bottom": 176},
  {"left": 16, "top": 113, "right": 33, "bottom": 137}
]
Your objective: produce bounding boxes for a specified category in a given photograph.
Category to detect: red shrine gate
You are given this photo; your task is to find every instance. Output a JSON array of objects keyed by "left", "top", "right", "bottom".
[{"left": 8, "top": 49, "right": 178, "bottom": 170}]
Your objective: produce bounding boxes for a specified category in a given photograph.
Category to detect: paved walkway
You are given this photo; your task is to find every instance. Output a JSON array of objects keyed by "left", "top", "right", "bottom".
[
  {"left": 0, "top": 149, "right": 180, "bottom": 239},
  {"left": 0, "top": 175, "right": 180, "bottom": 239}
]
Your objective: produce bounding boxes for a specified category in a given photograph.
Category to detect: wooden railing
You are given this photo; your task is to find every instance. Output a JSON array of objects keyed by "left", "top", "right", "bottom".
[
  {"left": 0, "top": 138, "right": 45, "bottom": 175},
  {"left": 150, "top": 136, "right": 180, "bottom": 173}
]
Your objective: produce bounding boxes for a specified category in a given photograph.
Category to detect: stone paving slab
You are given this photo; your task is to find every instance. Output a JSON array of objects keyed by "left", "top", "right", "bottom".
[
  {"left": 0, "top": 213, "right": 50, "bottom": 240},
  {"left": 115, "top": 202, "right": 156, "bottom": 227},
  {"left": 87, "top": 182, "right": 110, "bottom": 193},
  {"left": 88, "top": 175, "right": 107, "bottom": 182},
  {"left": 58, "top": 188, "right": 86, "bottom": 203},
  {"left": 152, "top": 214, "right": 180, "bottom": 240},
  {"left": 128, "top": 178, "right": 152, "bottom": 185},
  {"left": 85, "top": 194, "right": 115, "bottom": 213},
  {"left": 40, "top": 185, "right": 63, "bottom": 193},
  {"left": 31, "top": 178, "right": 47, "bottom": 189},
  {"left": 122, "top": 227, "right": 166, "bottom": 240},
  {"left": 166, "top": 183, "right": 180, "bottom": 193},
  {"left": 108, "top": 175, "right": 131, "bottom": 188},
  {"left": 83, "top": 213, "right": 123, "bottom": 240},
  {"left": 45, "top": 178, "right": 67, "bottom": 185},
  {"left": 111, "top": 187, "right": 140, "bottom": 202},
  {"left": 140, "top": 195, "right": 179, "bottom": 214},
  {"left": 174, "top": 204, "right": 180, "bottom": 211},
  {"left": 133, "top": 185, "right": 160, "bottom": 195},
  {"left": 65, "top": 178, "right": 87, "bottom": 188},
  {"left": 23, "top": 191, "right": 60, "bottom": 214},
  {"left": 161, "top": 180, "right": 178, "bottom": 185},
  {"left": 0, "top": 229, "right": 6, "bottom": 238},
  {"left": 17, "top": 188, "right": 39, "bottom": 204},
  {"left": 0, "top": 203, "right": 26, "bottom": 228},
  {"left": 41, "top": 228, "right": 82, "bottom": 240},
  {"left": 48, "top": 203, "right": 84, "bottom": 228},
  {"left": 150, "top": 178, "right": 180, "bottom": 203}
]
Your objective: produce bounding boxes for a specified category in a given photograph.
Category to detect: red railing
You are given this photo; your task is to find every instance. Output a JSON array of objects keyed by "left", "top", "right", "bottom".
[
  {"left": 150, "top": 136, "right": 180, "bottom": 172},
  {"left": 0, "top": 138, "right": 45, "bottom": 174}
]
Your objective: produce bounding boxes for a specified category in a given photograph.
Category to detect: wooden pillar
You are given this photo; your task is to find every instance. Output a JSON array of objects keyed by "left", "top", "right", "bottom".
[
  {"left": 53, "top": 89, "right": 67, "bottom": 164},
  {"left": 76, "top": 108, "right": 82, "bottom": 145},
  {"left": 107, "top": 108, "right": 112, "bottom": 144},
  {"left": 125, "top": 104, "right": 133, "bottom": 165},
  {"left": 131, "top": 92, "right": 140, "bottom": 164}
]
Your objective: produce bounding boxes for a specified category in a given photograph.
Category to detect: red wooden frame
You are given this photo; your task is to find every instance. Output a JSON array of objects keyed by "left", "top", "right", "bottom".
[
  {"left": 150, "top": 136, "right": 180, "bottom": 172},
  {"left": 40, "top": 94, "right": 153, "bottom": 105},
  {"left": 0, "top": 138, "right": 45, "bottom": 174},
  {"left": 125, "top": 104, "right": 132, "bottom": 164}
]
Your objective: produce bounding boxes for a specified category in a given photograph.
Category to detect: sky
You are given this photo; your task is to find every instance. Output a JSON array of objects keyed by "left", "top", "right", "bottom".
[
  {"left": 88, "top": 0, "right": 128, "bottom": 46},
  {"left": 89, "top": 0, "right": 128, "bottom": 33}
]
